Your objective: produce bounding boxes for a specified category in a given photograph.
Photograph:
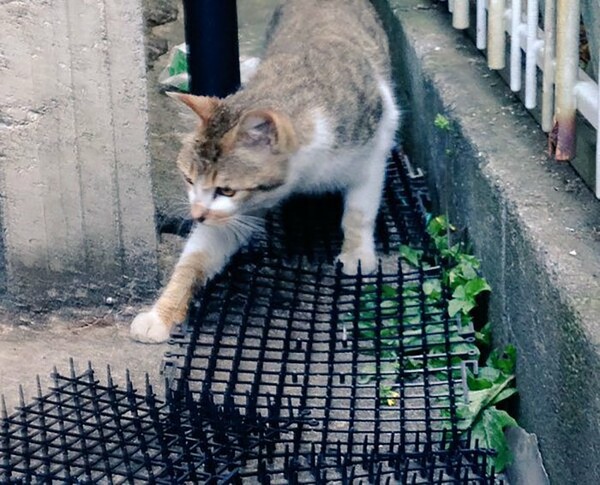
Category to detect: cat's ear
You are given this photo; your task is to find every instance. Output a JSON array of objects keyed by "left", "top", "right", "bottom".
[
  {"left": 237, "top": 109, "right": 298, "bottom": 154},
  {"left": 166, "top": 92, "right": 220, "bottom": 125}
]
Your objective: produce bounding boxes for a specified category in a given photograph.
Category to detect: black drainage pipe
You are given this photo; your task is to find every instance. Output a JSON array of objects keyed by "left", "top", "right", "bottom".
[{"left": 182, "top": 0, "right": 241, "bottom": 97}]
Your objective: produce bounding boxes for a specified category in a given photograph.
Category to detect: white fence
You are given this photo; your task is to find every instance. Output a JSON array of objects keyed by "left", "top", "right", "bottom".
[{"left": 447, "top": 0, "right": 600, "bottom": 198}]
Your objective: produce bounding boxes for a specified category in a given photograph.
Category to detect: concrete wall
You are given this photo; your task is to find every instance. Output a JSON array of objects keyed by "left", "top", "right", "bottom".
[
  {"left": 372, "top": 0, "right": 600, "bottom": 483},
  {"left": 0, "top": 0, "right": 158, "bottom": 308}
]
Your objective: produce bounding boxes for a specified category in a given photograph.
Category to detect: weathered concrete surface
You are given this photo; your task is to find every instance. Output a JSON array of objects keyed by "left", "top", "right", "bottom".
[
  {"left": 0, "top": 0, "right": 158, "bottom": 308},
  {"left": 0, "top": 308, "right": 168, "bottom": 414},
  {"left": 372, "top": 1, "right": 600, "bottom": 483},
  {"left": 0, "top": 232, "right": 181, "bottom": 414},
  {"left": 505, "top": 427, "right": 550, "bottom": 485},
  {"left": 142, "top": 0, "right": 188, "bottom": 223}
]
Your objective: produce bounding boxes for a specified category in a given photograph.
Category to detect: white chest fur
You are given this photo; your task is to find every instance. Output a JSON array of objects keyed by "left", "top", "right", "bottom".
[{"left": 287, "top": 78, "right": 399, "bottom": 195}]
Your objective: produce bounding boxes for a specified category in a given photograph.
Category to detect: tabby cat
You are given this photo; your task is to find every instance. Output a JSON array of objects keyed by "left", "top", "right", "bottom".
[{"left": 131, "top": 0, "right": 399, "bottom": 343}]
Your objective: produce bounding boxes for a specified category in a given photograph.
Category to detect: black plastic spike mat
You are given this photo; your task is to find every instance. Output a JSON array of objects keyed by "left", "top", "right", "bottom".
[{"left": 0, "top": 150, "right": 501, "bottom": 484}]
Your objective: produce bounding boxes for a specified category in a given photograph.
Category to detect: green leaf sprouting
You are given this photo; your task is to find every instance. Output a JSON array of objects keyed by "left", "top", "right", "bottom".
[{"left": 354, "top": 214, "right": 518, "bottom": 473}]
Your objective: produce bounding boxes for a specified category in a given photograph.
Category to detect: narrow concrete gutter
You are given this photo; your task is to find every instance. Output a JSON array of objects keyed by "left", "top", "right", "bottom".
[{"left": 372, "top": 0, "right": 600, "bottom": 483}]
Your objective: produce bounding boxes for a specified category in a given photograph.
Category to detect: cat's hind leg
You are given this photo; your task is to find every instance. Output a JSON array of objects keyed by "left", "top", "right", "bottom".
[
  {"left": 130, "top": 223, "right": 249, "bottom": 343},
  {"left": 337, "top": 79, "right": 399, "bottom": 275},
  {"left": 337, "top": 155, "right": 385, "bottom": 275}
]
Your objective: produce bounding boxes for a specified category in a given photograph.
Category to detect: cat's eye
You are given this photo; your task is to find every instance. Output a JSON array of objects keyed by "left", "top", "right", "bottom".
[
  {"left": 216, "top": 187, "right": 236, "bottom": 197},
  {"left": 183, "top": 175, "right": 194, "bottom": 185}
]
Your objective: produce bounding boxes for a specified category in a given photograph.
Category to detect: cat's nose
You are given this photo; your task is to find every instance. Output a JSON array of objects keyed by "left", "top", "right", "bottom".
[{"left": 190, "top": 204, "right": 208, "bottom": 221}]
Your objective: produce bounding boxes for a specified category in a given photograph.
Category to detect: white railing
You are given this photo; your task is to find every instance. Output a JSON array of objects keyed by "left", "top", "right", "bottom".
[{"left": 447, "top": 0, "right": 600, "bottom": 198}]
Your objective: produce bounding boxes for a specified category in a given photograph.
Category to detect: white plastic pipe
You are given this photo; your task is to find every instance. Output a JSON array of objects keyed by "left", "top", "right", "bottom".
[
  {"left": 597, "top": 70, "right": 600, "bottom": 197},
  {"left": 476, "top": 0, "right": 487, "bottom": 49},
  {"left": 510, "top": 0, "right": 522, "bottom": 92},
  {"left": 453, "top": 0, "right": 470, "bottom": 29},
  {"left": 576, "top": 79, "right": 600, "bottom": 130},
  {"left": 524, "top": 0, "right": 540, "bottom": 108},
  {"left": 554, "top": 0, "right": 580, "bottom": 160},
  {"left": 449, "top": 0, "right": 455, "bottom": 13},
  {"left": 541, "top": 0, "right": 556, "bottom": 132},
  {"left": 488, "top": 0, "right": 507, "bottom": 69}
]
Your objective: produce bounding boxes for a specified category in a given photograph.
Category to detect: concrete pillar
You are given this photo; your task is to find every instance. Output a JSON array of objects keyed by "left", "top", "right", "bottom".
[{"left": 0, "top": 0, "right": 158, "bottom": 308}]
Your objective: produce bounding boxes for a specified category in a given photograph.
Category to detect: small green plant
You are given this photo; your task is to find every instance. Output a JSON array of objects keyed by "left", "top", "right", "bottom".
[
  {"left": 425, "top": 215, "right": 491, "bottom": 319},
  {"left": 426, "top": 215, "right": 518, "bottom": 473},
  {"left": 458, "top": 345, "right": 518, "bottom": 472},
  {"left": 434, "top": 113, "right": 452, "bottom": 131},
  {"left": 355, "top": 214, "right": 518, "bottom": 473}
]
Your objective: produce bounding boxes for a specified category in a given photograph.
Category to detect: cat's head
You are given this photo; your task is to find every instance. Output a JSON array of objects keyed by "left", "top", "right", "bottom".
[{"left": 171, "top": 93, "right": 298, "bottom": 224}]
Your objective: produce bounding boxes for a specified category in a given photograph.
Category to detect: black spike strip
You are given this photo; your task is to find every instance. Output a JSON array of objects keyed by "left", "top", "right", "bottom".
[
  {"left": 417, "top": 265, "right": 434, "bottom": 459},
  {"left": 160, "top": 148, "right": 501, "bottom": 482},
  {"left": 346, "top": 262, "right": 364, "bottom": 464},
  {"left": 316, "top": 263, "right": 343, "bottom": 460},
  {"left": 1, "top": 367, "right": 313, "bottom": 484},
  {"left": 0, "top": 149, "right": 502, "bottom": 483},
  {"left": 163, "top": 253, "right": 500, "bottom": 483}
]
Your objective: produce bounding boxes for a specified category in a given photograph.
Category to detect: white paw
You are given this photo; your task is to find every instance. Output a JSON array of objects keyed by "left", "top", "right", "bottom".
[
  {"left": 336, "top": 250, "right": 377, "bottom": 275},
  {"left": 130, "top": 310, "right": 171, "bottom": 344}
]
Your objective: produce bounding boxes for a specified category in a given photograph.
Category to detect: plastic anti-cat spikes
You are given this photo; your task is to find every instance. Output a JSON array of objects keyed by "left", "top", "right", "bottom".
[{"left": 0, "top": 150, "right": 501, "bottom": 484}]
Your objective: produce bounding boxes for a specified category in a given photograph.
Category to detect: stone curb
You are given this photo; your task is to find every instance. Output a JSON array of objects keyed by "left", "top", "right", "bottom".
[{"left": 372, "top": 1, "right": 600, "bottom": 483}]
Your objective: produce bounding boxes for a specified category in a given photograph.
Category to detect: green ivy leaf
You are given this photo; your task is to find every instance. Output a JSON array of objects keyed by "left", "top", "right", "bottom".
[
  {"left": 467, "top": 372, "right": 494, "bottom": 391},
  {"left": 471, "top": 408, "right": 518, "bottom": 472},
  {"left": 434, "top": 113, "right": 452, "bottom": 131},
  {"left": 422, "top": 279, "right": 442, "bottom": 298},
  {"left": 427, "top": 215, "right": 454, "bottom": 238},
  {"left": 464, "top": 277, "right": 491, "bottom": 299},
  {"left": 490, "top": 387, "right": 518, "bottom": 406},
  {"left": 458, "top": 372, "right": 515, "bottom": 430},
  {"left": 458, "top": 260, "right": 478, "bottom": 280},
  {"left": 487, "top": 344, "right": 517, "bottom": 375},
  {"left": 476, "top": 366, "right": 503, "bottom": 384},
  {"left": 448, "top": 297, "right": 476, "bottom": 317},
  {"left": 381, "top": 284, "right": 398, "bottom": 299},
  {"left": 400, "top": 245, "right": 424, "bottom": 267},
  {"left": 475, "top": 322, "right": 492, "bottom": 348},
  {"left": 452, "top": 285, "right": 466, "bottom": 299}
]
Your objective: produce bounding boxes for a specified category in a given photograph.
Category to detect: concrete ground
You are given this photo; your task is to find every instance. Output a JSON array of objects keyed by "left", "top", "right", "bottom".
[
  {"left": 0, "top": 308, "right": 168, "bottom": 413},
  {"left": 0, "top": 232, "right": 183, "bottom": 413}
]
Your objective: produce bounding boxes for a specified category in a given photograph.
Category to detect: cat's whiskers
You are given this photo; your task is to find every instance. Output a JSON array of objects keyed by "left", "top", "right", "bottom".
[
  {"left": 171, "top": 198, "right": 193, "bottom": 217},
  {"left": 235, "top": 214, "right": 266, "bottom": 234},
  {"left": 163, "top": 196, "right": 198, "bottom": 235},
  {"left": 225, "top": 214, "right": 266, "bottom": 242}
]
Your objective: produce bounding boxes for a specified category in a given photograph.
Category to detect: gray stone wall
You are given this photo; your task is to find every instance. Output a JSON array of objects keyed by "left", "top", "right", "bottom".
[
  {"left": 372, "top": 0, "right": 600, "bottom": 483},
  {"left": 0, "top": 0, "right": 158, "bottom": 308}
]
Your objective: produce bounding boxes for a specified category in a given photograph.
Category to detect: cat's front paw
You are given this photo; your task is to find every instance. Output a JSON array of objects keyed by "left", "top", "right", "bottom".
[
  {"left": 130, "top": 310, "right": 171, "bottom": 344},
  {"left": 336, "top": 250, "right": 377, "bottom": 275}
]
